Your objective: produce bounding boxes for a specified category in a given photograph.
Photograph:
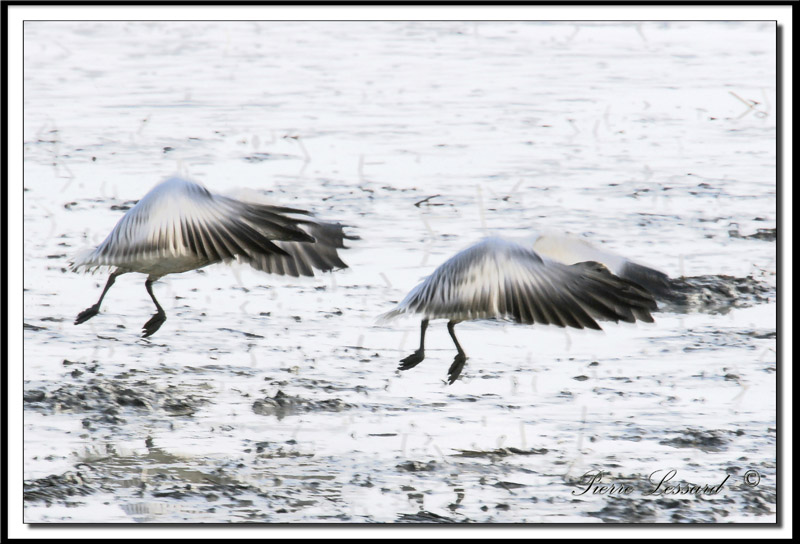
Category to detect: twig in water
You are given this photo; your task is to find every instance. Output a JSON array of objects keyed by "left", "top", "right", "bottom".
[
  {"left": 329, "top": 270, "right": 337, "bottom": 291},
  {"left": 576, "top": 405, "right": 588, "bottom": 453},
  {"left": 414, "top": 194, "right": 441, "bottom": 207},
  {"left": 398, "top": 329, "right": 409, "bottom": 353},
  {"left": 636, "top": 22, "right": 648, "bottom": 43},
  {"left": 568, "top": 118, "right": 580, "bottom": 136},
  {"left": 230, "top": 266, "right": 248, "bottom": 293},
  {"left": 729, "top": 91, "right": 768, "bottom": 119},
  {"left": 433, "top": 443, "right": 449, "bottom": 464},
  {"left": 294, "top": 135, "right": 311, "bottom": 162},
  {"left": 565, "top": 25, "right": 580, "bottom": 43},
  {"left": 477, "top": 185, "right": 487, "bottom": 234},
  {"left": 420, "top": 216, "right": 436, "bottom": 239}
]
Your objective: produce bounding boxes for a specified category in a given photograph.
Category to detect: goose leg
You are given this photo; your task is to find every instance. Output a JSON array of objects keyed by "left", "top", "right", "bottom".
[
  {"left": 75, "top": 270, "right": 123, "bottom": 325},
  {"left": 446, "top": 320, "right": 467, "bottom": 384},
  {"left": 142, "top": 277, "right": 167, "bottom": 337},
  {"left": 399, "top": 319, "right": 428, "bottom": 371}
]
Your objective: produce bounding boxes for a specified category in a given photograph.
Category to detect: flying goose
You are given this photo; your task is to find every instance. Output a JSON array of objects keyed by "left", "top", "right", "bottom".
[
  {"left": 379, "top": 236, "right": 659, "bottom": 384},
  {"left": 70, "top": 176, "right": 355, "bottom": 337}
]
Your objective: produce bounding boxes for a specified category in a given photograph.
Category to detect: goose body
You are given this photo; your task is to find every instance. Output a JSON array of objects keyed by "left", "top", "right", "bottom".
[
  {"left": 380, "top": 237, "right": 658, "bottom": 384},
  {"left": 71, "top": 176, "right": 355, "bottom": 336}
]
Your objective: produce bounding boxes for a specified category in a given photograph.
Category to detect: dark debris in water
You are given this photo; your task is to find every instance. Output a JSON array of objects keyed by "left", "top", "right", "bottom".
[
  {"left": 582, "top": 470, "right": 775, "bottom": 522},
  {"left": 659, "top": 428, "right": 737, "bottom": 453},
  {"left": 110, "top": 200, "right": 138, "bottom": 211},
  {"left": 577, "top": 472, "right": 728, "bottom": 523},
  {"left": 218, "top": 327, "right": 265, "bottom": 339},
  {"left": 24, "top": 471, "right": 112, "bottom": 505},
  {"left": 26, "top": 444, "right": 347, "bottom": 516},
  {"left": 675, "top": 327, "right": 775, "bottom": 353},
  {"left": 24, "top": 377, "right": 210, "bottom": 427},
  {"left": 242, "top": 152, "right": 295, "bottom": 162},
  {"left": 738, "top": 484, "right": 777, "bottom": 516},
  {"left": 24, "top": 389, "right": 47, "bottom": 403},
  {"left": 658, "top": 274, "right": 774, "bottom": 315},
  {"left": 396, "top": 510, "right": 466, "bottom": 523},
  {"left": 493, "top": 481, "right": 527, "bottom": 490},
  {"left": 452, "top": 447, "right": 549, "bottom": 458},
  {"left": 728, "top": 227, "right": 776, "bottom": 242},
  {"left": 396, "top": 460, "right": 438, "bottom": 472},
  {"left": 252, "top": 390, "right": 355, "bottom": 420},
  {"left": 588, "top": 495, "right": 678, "bottom": 523}
]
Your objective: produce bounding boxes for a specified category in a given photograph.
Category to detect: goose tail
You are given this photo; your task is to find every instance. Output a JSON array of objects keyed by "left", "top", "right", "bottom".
[
  {"left": 376, "top": 307, "right": 405, "bottom": 325},
  {"left": 68, "top": 247, "right": 103, "bottom": 274}
]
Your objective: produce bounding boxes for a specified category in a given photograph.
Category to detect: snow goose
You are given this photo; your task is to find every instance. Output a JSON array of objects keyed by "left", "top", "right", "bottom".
[
  {"left": 70, "top": 176, "right": 355, "bottom": 337},
  {"left": 379, "top": 237, "right": 658, "bottom": 384}
]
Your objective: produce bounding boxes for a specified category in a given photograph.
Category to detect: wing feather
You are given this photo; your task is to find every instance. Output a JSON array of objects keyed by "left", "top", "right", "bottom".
[
  {"left": 69, "top": 177, "right": 354, "bottom": 275},
  {"left": 241, "top": 220, "right": 355, "bottom": 277}
]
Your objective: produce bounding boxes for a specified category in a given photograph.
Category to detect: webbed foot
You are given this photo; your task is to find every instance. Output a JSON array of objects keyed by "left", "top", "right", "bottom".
[
  {"left": 142, "top": 311, "right": 166, "bottom": 337},
  {"left": 447, "top": 353, "right": 467, "bottom": 385},
  {"left": 75, "top": 304, "right": 100, "bottom": 325},
  {"left": 399, "top": 350, "right": 425, "bottom": 371}
]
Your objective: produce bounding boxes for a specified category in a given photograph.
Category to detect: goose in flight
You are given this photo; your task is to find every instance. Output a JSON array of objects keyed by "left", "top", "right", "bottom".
[
  {"left": 70, "top": 176, "right": 355, "bottom": 337},
  {"left": 379, "top": 236, "right": 660, "bottom": 384}
]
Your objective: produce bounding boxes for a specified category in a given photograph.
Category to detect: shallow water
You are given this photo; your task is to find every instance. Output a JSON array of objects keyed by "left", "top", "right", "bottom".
[{"left": 23, "top": 21, "right": 776, "bottom": 523}]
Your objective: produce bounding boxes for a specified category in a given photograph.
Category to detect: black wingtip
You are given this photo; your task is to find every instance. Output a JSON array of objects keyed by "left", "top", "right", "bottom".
[
  {"left": 570, "top": 260, "right": 658, "bottom": 324},
  {"left": 620, "top": 261, "right": 672, "bottom": 299}
]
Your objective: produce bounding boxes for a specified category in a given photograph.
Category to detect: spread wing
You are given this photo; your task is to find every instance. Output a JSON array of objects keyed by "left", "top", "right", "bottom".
[
  {"left": 70, "top": 177, "right": 317, "bottom": 272},
  {"left": 380, "top": 237, "right": 656, "bottom": 328},
  {"left": 242, "top": 220, "right": 358, "bottom": 277}
]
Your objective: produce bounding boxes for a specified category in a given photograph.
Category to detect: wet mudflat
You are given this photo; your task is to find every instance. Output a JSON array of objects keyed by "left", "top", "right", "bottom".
[{"left": 22, "top": 21, "right": 776, "bottom": 523}]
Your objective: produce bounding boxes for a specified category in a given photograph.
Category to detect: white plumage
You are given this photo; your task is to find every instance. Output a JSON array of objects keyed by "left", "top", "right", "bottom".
[
  {"left": 380, "top": 237, "right": 660, "bottom": 384},
  {"left": 71, "top": 176, "right": 355, "bottom": 337}
]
